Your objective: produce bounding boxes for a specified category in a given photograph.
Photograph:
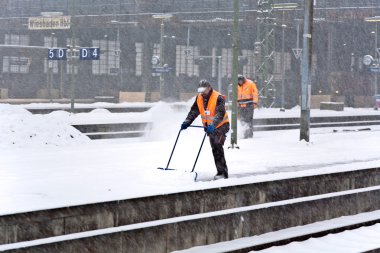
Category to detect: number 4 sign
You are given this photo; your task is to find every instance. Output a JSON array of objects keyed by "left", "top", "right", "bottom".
[{"left": 79, "top": 48, "right": 100, "bottom": 60}]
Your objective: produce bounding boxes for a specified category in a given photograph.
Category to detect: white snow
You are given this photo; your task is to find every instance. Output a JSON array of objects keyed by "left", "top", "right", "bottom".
[
  {"left": 173, "top": 210, "right": 380, "bottom": 253},
  {"left": 1, "top": 102, "right": 380, "bottom": 251}
]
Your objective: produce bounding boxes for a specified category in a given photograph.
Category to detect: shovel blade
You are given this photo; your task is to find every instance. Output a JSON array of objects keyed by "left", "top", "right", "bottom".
[
  {"left": 157, "top": 167, "right": 176, "bottom": 171},
  {"left": 156, "top": 168, "right": 198, "bottom": 181}
]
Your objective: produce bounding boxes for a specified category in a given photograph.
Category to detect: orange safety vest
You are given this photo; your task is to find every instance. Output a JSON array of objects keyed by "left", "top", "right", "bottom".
[
  {"left": 197, "top": 90, "right": 229, "bottom": 128},
  {"left": 237, "top": 79, "right": 259, "bottom": 108}
]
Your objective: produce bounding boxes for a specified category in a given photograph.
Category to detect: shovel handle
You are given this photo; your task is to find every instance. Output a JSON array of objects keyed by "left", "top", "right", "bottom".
[
  {"left": 163, "top": 125, "right": 204, "bottom": 170},
  {"left": 164, "top": 129, "right": 182, "bottom": 170},
  {"left": 191, "top": 132, "right": 207, "bottom": 173}
]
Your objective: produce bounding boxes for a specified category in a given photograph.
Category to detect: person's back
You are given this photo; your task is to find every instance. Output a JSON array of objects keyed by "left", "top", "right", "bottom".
[{"left": 237, "top": 75, "right": 258, "bottom": 138}]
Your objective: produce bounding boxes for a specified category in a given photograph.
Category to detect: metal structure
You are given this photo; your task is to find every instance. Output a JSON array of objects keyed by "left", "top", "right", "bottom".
[{"left": 255, "top": 0, "right": 276, "bottom": 108}]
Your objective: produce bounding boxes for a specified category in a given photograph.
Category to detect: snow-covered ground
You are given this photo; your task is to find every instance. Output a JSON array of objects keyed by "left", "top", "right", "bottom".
[{"left": 1, "top": 101, "right": 380, "bottom": 252}]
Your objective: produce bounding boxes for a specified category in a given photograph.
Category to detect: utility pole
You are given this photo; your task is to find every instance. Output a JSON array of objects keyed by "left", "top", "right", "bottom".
[
  {"left": 159, "top": 21, "right": 165, "bottom": 100},
  {"left": 230, "top": 0, "right": 239, "bottom": 148},
  {"left": 69, "top": 0, "right": 76, "bottom": 113},
  {"left": 300, "top": 0, "right": 313, "bottom": 142}
]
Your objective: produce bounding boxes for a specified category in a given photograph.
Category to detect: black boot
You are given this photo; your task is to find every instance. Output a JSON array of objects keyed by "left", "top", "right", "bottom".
[{"left": 214, "top": 170, "right": 228, "bottom": 180}]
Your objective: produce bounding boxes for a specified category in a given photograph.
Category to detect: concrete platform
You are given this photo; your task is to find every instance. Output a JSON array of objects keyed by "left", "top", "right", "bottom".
[
  {"left": 1, "top": 185, "right": 380, "bottom": 252},
  {"left": 0, "top": 167, "right": 379, "bottom": 250}
]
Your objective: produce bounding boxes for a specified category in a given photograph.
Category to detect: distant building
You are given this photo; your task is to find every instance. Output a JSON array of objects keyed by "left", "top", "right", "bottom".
[{"left": 0, "top": 0, "right": 378, "bottom": 106}]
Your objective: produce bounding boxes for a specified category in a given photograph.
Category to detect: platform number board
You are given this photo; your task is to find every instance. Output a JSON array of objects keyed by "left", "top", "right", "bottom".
[
  {"left": 48, "top": 48, "right": 67, "bottom": 60},
  {"left": 79, "top": 48, "right": 100, "bottom": 60},
  {"left": 48, "top": 47, "right": 100, "bottom": 60}
]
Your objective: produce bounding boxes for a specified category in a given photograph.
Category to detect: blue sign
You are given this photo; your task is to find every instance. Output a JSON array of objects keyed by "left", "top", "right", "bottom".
[
  {"left": 369, "top": 67, "right": 380, "bottom": 73},
  {"left": 48, "top": 48, "right": 67, "bottom": 60},
  {"left": 79, "top": 47, "right": 100, "bottom": 60},
  {"left": 153, "top": 67, "right": 172, "bottom": 73}
]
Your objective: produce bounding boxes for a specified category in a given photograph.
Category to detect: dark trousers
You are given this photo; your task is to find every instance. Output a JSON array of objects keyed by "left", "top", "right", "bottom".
[
  {"left": 208, "top": 124, "right": 229, "bottom": 174},
  {"left": 238, "top": 104, "right": 254, "bottom": 138}
]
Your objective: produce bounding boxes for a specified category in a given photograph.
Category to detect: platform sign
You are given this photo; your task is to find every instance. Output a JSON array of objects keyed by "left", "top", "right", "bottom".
[
  {"left": 79, "top": 48, "right": 100, "bottom": 60},
  {"left": 48, "top": 48, "right": 67, "bottom": 60},
  {"left": 369, "top": 66, "right": 380, "bottom": 73},
  {"left": 153, "top": 66, "right": 172, "bottom": 73},
  {"left": 28, "top": 16, "right": 71, "bottom": 30}
]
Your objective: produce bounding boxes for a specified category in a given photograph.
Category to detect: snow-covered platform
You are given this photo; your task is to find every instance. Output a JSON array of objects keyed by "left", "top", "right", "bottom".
[
  {"left": 1, "top": 168, "right": 380, "bottom": 252},
  {"left": 1, "top": 103, "right": 380, "bottom": 251}
]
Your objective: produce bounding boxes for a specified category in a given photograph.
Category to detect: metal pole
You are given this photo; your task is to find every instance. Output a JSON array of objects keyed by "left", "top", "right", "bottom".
[
  {"left": 48, "top": 62, "right": 53, "bottom": 102},
  {"left": 300, "top": 0, "right": 313, "bottom": 142},
  {"left": 159, "top": 21, "right": 165, "bottom": 100},
  {"left": 217, "top": 56, "right": 222, "bottom": 92},
  {"left": 230, "top": 0, "right": 239, "bottom": 148},
  {"left": 186, "top": 26, "right": 190, "bottom": 48},
  {"left": 280, "top": 17, "right": 286, "bottom": 111},
  {"left": 48, "top": 33, "right": 54, "bottom": 102},
  {"left": 117, "top": 27, "right": 122, "bottom": 89},
  {"left": 70, "top": 0, "right": 76, "bottom": 113},
  {"left": 60, "top": 61, "right": 63, "bottom": 98},
  {"left": 46, "top": 61, "right": 50, "bottom": 100},
  {"left": 375, "top": 22, "right": 378, "bottom": 96}
]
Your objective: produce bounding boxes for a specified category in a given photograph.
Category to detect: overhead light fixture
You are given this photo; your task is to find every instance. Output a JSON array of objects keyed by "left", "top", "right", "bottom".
[
  {"left": 272, "top": 3, "right": 298, "bottom": 9},
  {"left": 182, "top": 18, "right": 243, "bottom": 23},
  {"left": 152, "top": 14, "right": 173, "bottom": 19},
  {"left": 365, "top": 16, "right": 380, "bottom": 22},
  {"left": 40, "top": 12, "right": 63, "bottom": 17},
  {"left": 109, "top": 20, "right": 138, "bottom": 25}
]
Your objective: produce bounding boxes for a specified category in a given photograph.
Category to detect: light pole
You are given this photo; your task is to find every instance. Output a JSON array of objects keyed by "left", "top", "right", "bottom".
[
  {"left": 48, "top": 32, "right": 55, "bottom": 102},
  {"left": 365, "top": 16, "right": 380, "bottom": 95},
  {"left": 280, "top": 23, "right": 286, "bottom": 111},
  {"left": 217, "top": 56, "right": 222, "bottom": 92},
  {"left": 104, "top": 34, "right": 109, "bottom": 76},
  {"left": 273, "top": 3, "right": 298, "bottom": 111},
  {"left": 159, "top": 22, "right": 165, "bottom": 99},
  {"left": 69, "top": 1, "right": 77, "bottom": 113},
  {"left": 152, "top": 14, "right": 173, "bottom": 101},
  {"left": 374, "top": 24, "right": 378, "bottom": 97},
  {"left": 300, "top": 0, "right": 313, "bottom": 142}
]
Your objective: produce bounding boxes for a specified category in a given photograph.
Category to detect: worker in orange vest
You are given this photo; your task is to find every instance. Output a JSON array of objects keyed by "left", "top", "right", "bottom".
[
  {"left": 237, "top": 75, "right": 259, "bottom": 138},
  {"left": 181, "top": 80, "right": 230, "bottom": 180}
]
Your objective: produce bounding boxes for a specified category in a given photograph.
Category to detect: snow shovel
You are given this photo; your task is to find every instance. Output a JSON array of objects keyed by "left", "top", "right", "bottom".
[{"left": 158, "top": 125, "right": 207, "bottom": 181}]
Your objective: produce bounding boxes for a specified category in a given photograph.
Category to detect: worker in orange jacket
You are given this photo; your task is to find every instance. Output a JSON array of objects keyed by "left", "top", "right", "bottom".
[
  {"left": 237, "top": 75, "right": 259, "bottom": 138},
  {"left": 181, "top": 80, "right": 230, "bottom": 180}
]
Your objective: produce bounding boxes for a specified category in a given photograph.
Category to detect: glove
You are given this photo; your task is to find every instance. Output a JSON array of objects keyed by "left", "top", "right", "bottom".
[
  {"left": 181, "top": 121, "right": 190, "bottom": 130},
  {"left": 206, "top": 125, "right": 215, "bottom": 134}
]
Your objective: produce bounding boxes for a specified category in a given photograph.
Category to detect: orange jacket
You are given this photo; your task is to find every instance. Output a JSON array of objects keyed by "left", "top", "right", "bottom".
[
  {"left": 197, "top": 90, "right": 229, "bottom": 128},
  {"left": 237, "top": 79, "right": 259, "bottom": 108}
]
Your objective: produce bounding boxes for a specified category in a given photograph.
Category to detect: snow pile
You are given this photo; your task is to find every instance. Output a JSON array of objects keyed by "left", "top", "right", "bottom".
[
  {"left": 0, "top": 104, "right": 90, "bottom": 148},
  {"left": 142, "top": 101, "right": 193, "bottom": 141},
  {"left": 141, "top": 100, "right": 250, "bottom": 141}
]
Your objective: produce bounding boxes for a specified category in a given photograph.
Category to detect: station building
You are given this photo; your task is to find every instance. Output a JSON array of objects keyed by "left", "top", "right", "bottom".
[{"left": 0, "top": 0, "right": 379, "bottom": 107}]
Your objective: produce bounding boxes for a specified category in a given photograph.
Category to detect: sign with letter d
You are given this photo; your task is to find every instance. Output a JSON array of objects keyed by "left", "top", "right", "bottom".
[{"left": 79, "top": 48, "right": 100, "bottom": 60}]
